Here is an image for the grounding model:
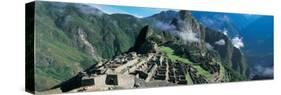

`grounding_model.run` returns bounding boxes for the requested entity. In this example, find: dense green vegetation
[35,4,96,91]
[34,2,144,91]
[32,1,248,92]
